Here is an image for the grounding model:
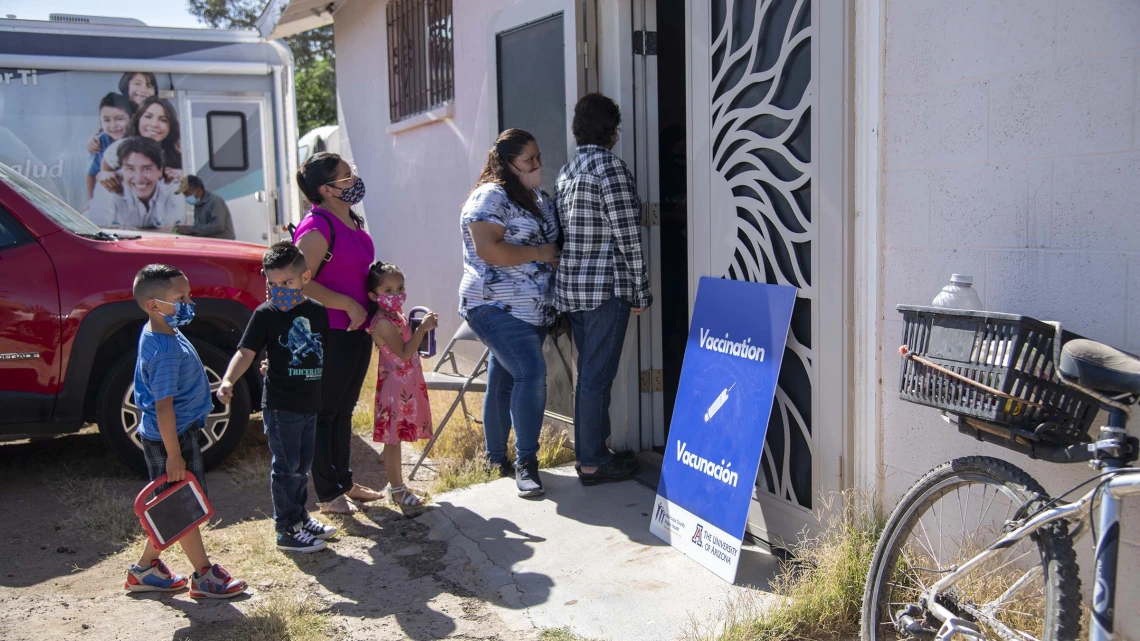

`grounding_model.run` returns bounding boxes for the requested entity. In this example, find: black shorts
[142,425,208,498]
